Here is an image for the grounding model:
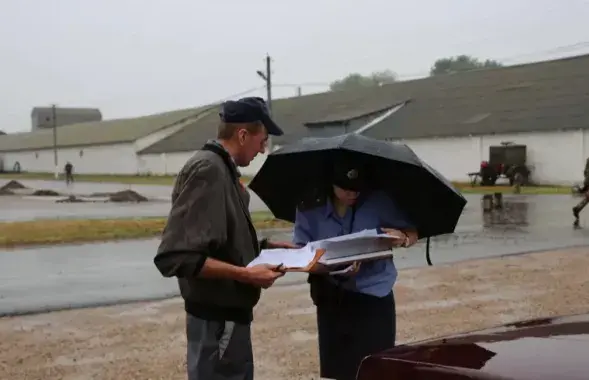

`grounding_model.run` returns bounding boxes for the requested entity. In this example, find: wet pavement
[0,179,269,221]
[1,194,589,316]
